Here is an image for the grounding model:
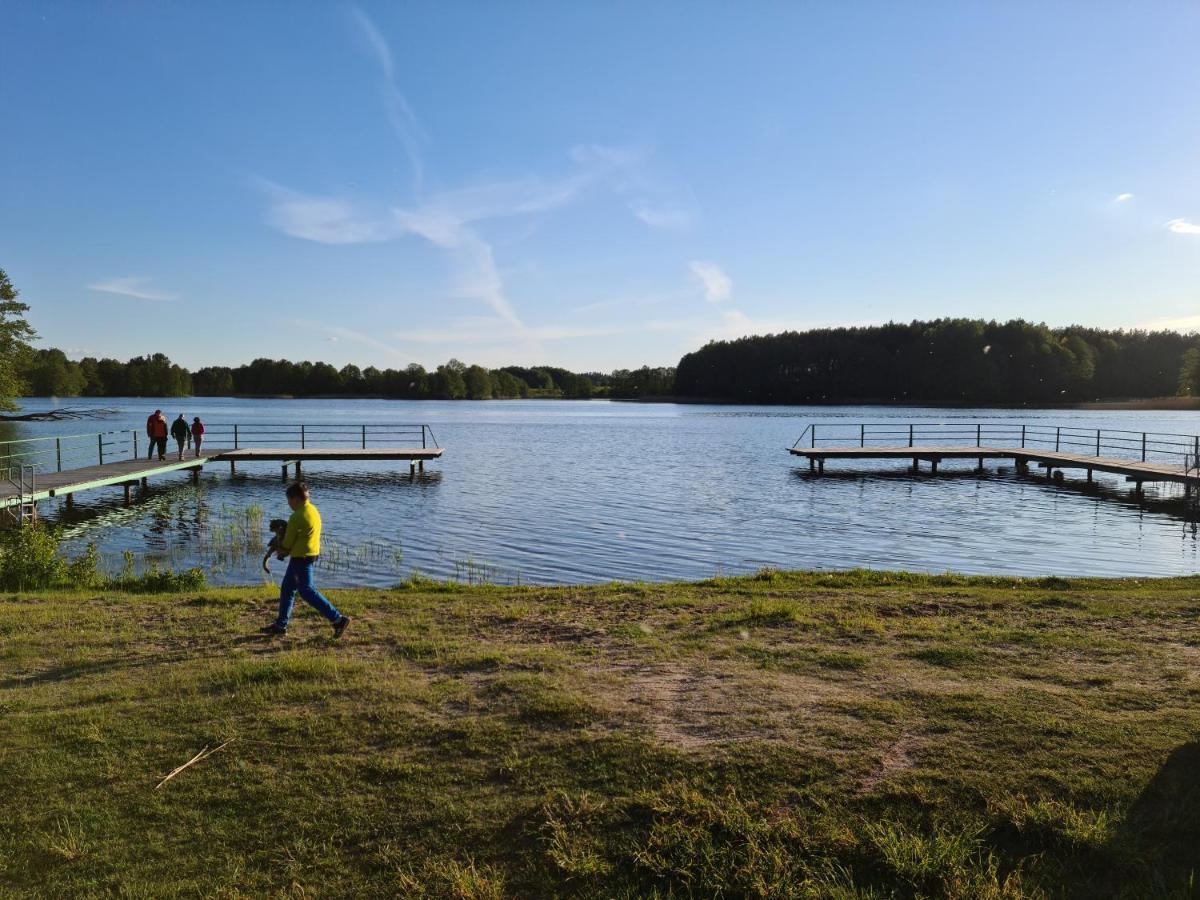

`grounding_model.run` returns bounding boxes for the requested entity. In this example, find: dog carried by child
[262,518,289,573]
